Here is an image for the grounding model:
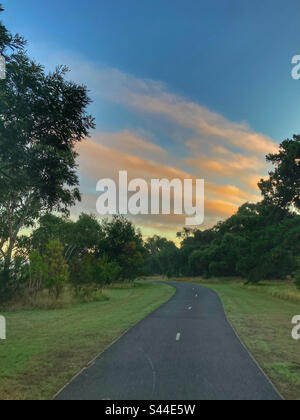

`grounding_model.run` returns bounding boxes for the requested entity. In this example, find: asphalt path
[56,281,282,400]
